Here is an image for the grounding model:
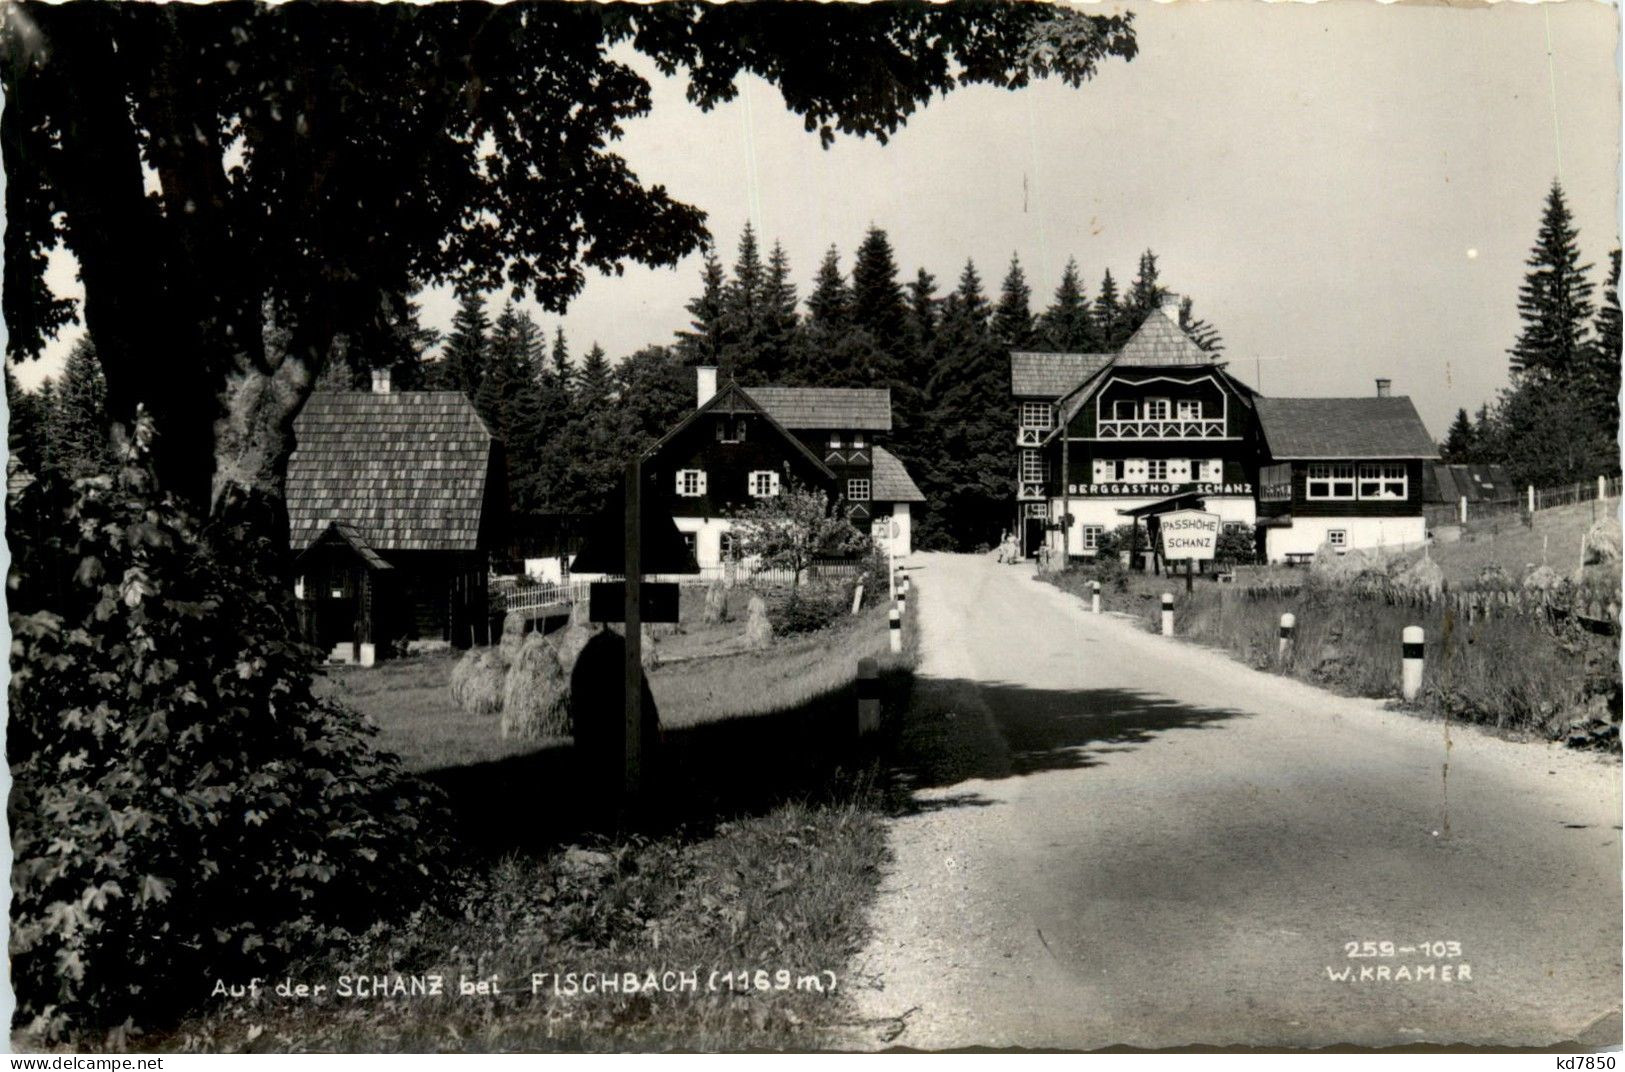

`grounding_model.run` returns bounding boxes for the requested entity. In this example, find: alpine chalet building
[1011,296,1262,560]
[1010,296,1438,564]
